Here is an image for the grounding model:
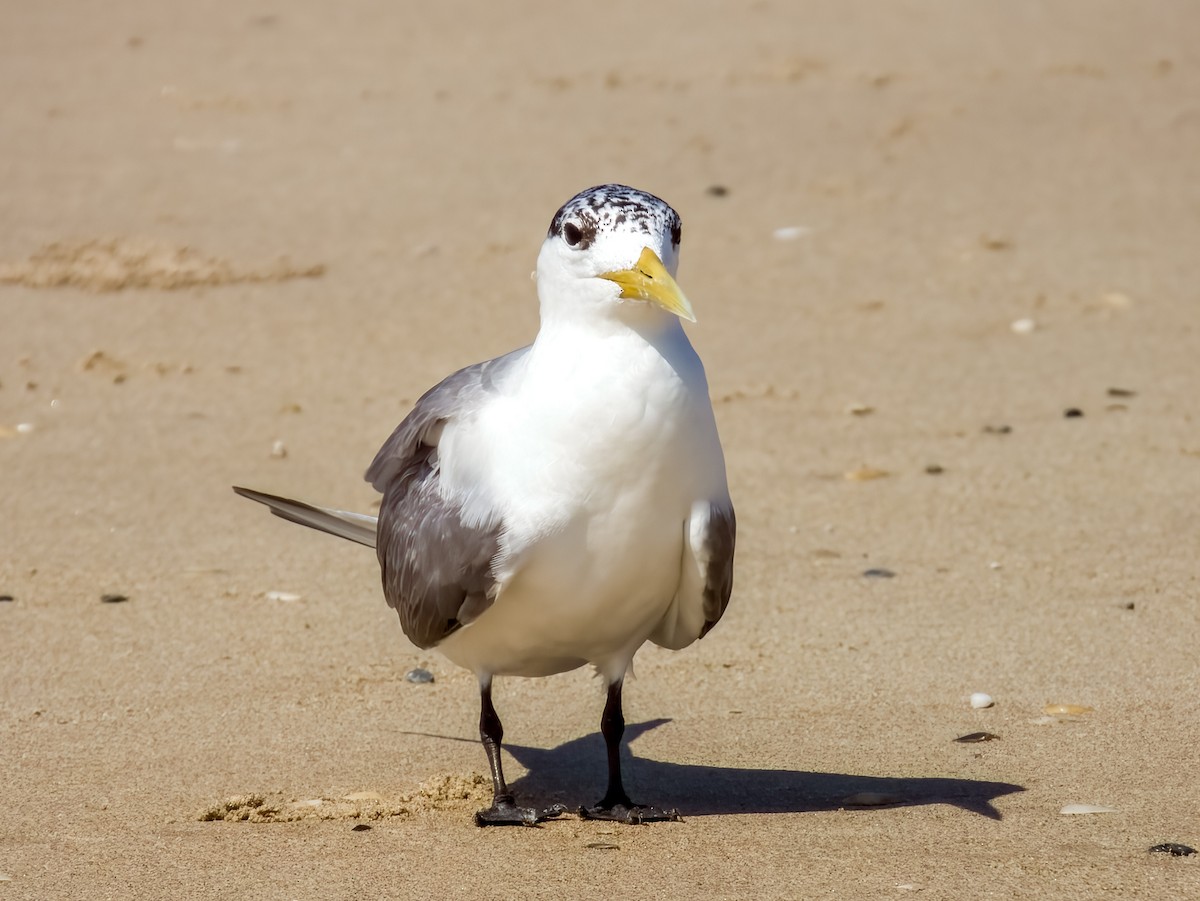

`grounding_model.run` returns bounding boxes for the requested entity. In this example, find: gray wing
[699,502,736,638]
[366,347,528,649]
